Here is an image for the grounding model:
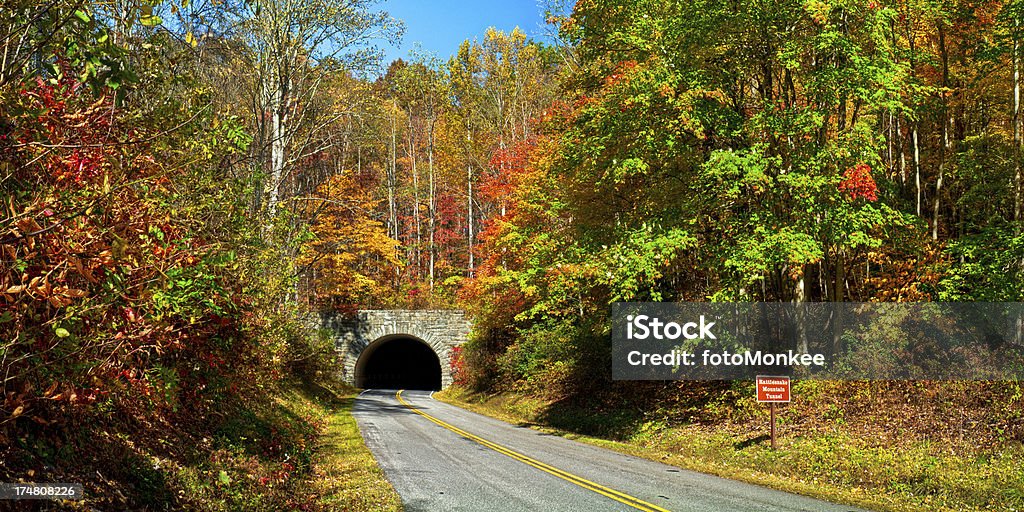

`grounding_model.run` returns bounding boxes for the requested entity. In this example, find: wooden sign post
[755,376,791,450]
